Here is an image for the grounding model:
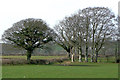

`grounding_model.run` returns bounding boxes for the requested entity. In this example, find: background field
[2,55,116,63]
